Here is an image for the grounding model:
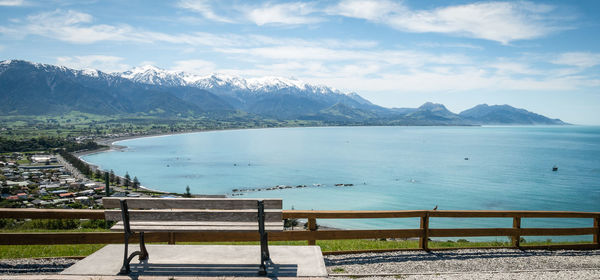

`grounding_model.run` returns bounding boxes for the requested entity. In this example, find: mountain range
[0,60,566,125]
